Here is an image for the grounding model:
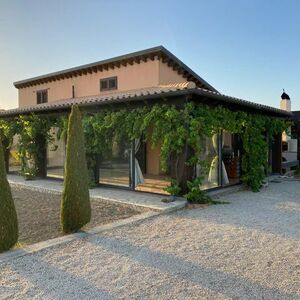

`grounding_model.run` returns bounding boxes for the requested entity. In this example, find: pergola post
[272,133,282,174]
[170,141,195,194]
[35,134,47,178]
